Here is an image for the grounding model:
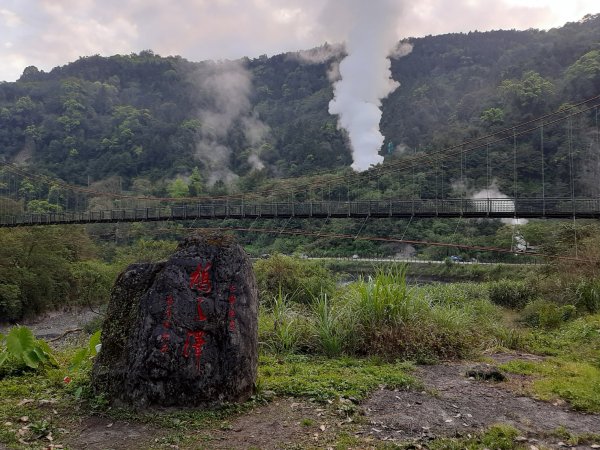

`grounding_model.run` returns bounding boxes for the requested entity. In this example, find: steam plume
[326,0,403,172]
[471,182,528,225]
[188,60,269,185]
